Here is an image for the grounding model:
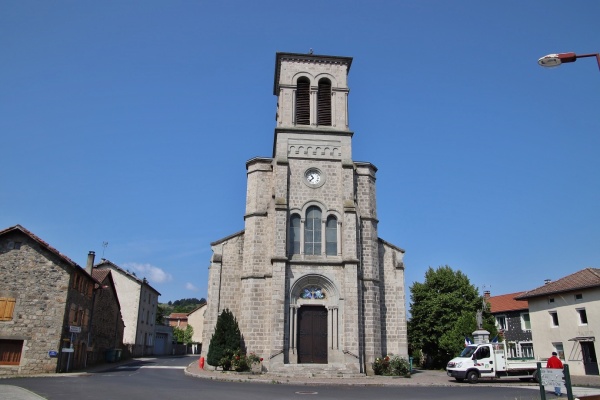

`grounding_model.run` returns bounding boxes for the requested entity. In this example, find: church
[201,52,407,375]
